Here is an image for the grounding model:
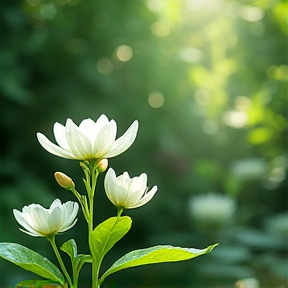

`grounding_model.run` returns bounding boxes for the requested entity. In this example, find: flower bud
[54,172,75,190]
[96,159,109,173]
